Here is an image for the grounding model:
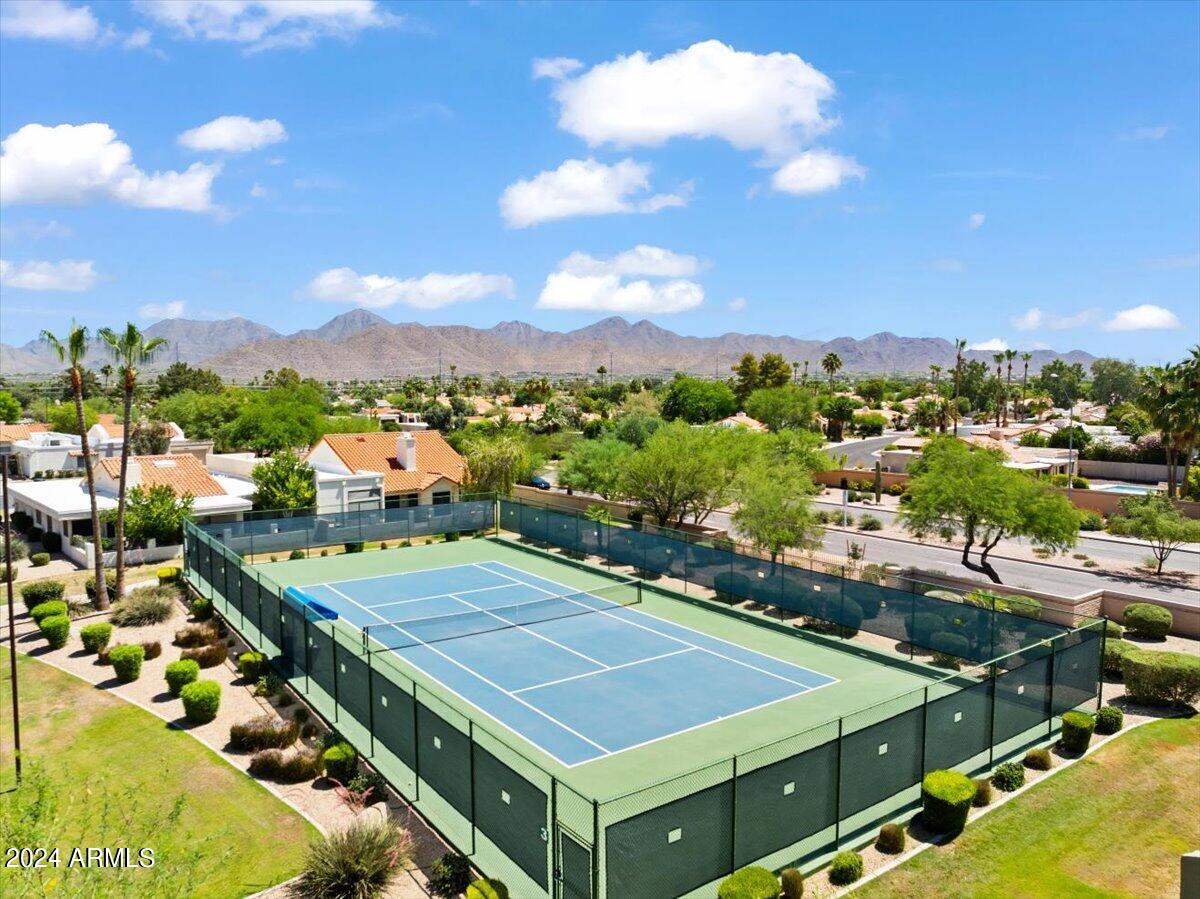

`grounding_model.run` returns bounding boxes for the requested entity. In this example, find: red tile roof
[98,454,225,497]
[310,431,465,494]
[0,423,49,441]
[95,413,124,438]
